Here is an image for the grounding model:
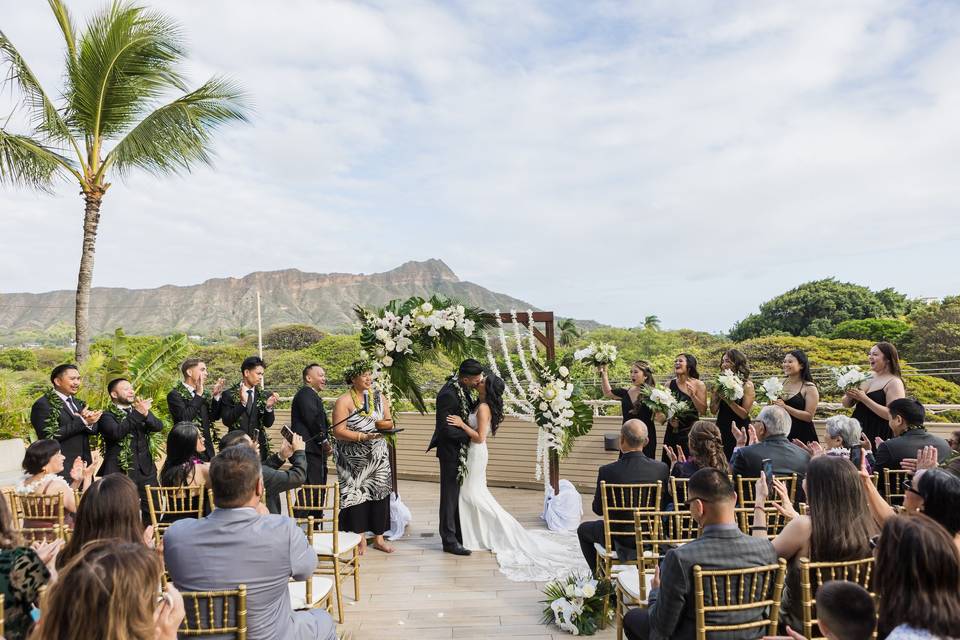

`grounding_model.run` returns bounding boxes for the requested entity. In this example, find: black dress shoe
[443,544,472,556]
